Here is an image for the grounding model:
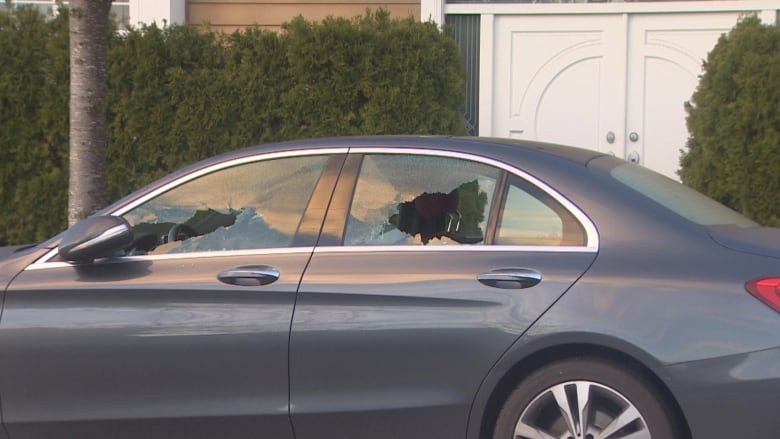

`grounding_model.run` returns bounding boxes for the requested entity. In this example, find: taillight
[745,277,780,313]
